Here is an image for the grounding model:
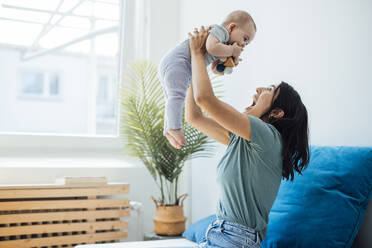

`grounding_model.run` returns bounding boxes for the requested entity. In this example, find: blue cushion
[182,214,216,243]
[261,146,372,248]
